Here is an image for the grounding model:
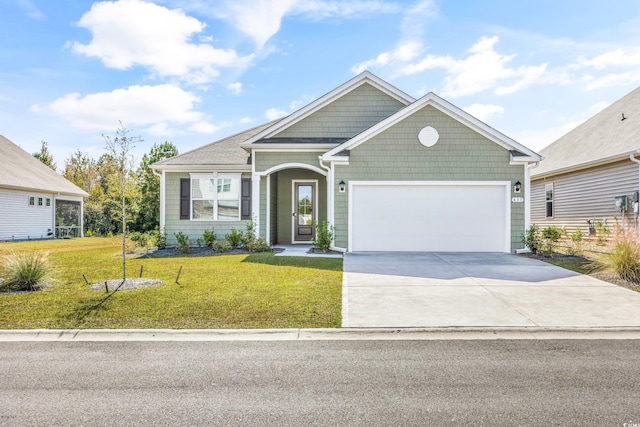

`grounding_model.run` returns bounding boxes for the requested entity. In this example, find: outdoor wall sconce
[339,180,346,193]
[514,180,521,193]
